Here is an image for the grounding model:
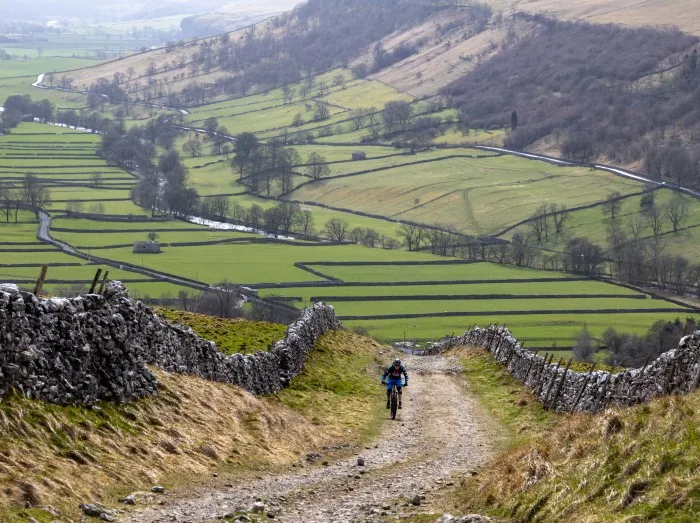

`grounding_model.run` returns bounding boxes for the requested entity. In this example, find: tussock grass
[0,330,386,521]
[0,370,331,520]
[157,309,287,354]
[449,345,700,522]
